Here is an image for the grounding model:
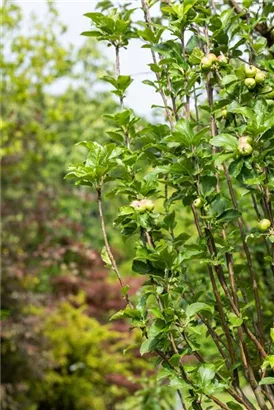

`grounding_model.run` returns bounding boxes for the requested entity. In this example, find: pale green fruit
[255,70,266,84]
[130,199,154,213]
[244,78,256,89]
[221,109,227,118]
[193,198,204,209]
[258,219,271,232]
[217,55,228,66]
[239,136,252,145]
[201,56,213,70]
[207,53,217,63]
[245,65,257,78]
[238,142,253,156]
